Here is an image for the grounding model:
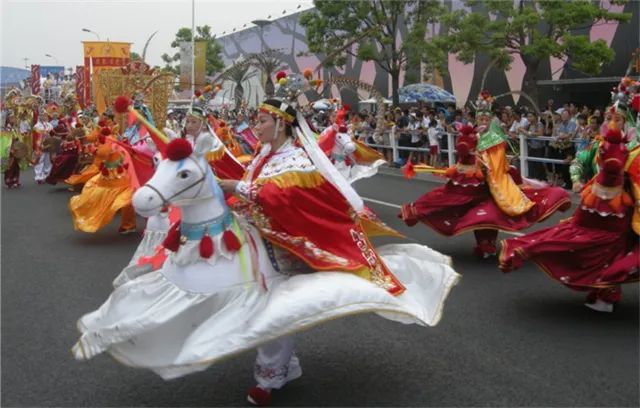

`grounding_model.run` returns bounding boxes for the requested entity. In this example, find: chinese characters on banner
[31,65,41,95]
[82,41,131,114]
[75,65,86,108]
